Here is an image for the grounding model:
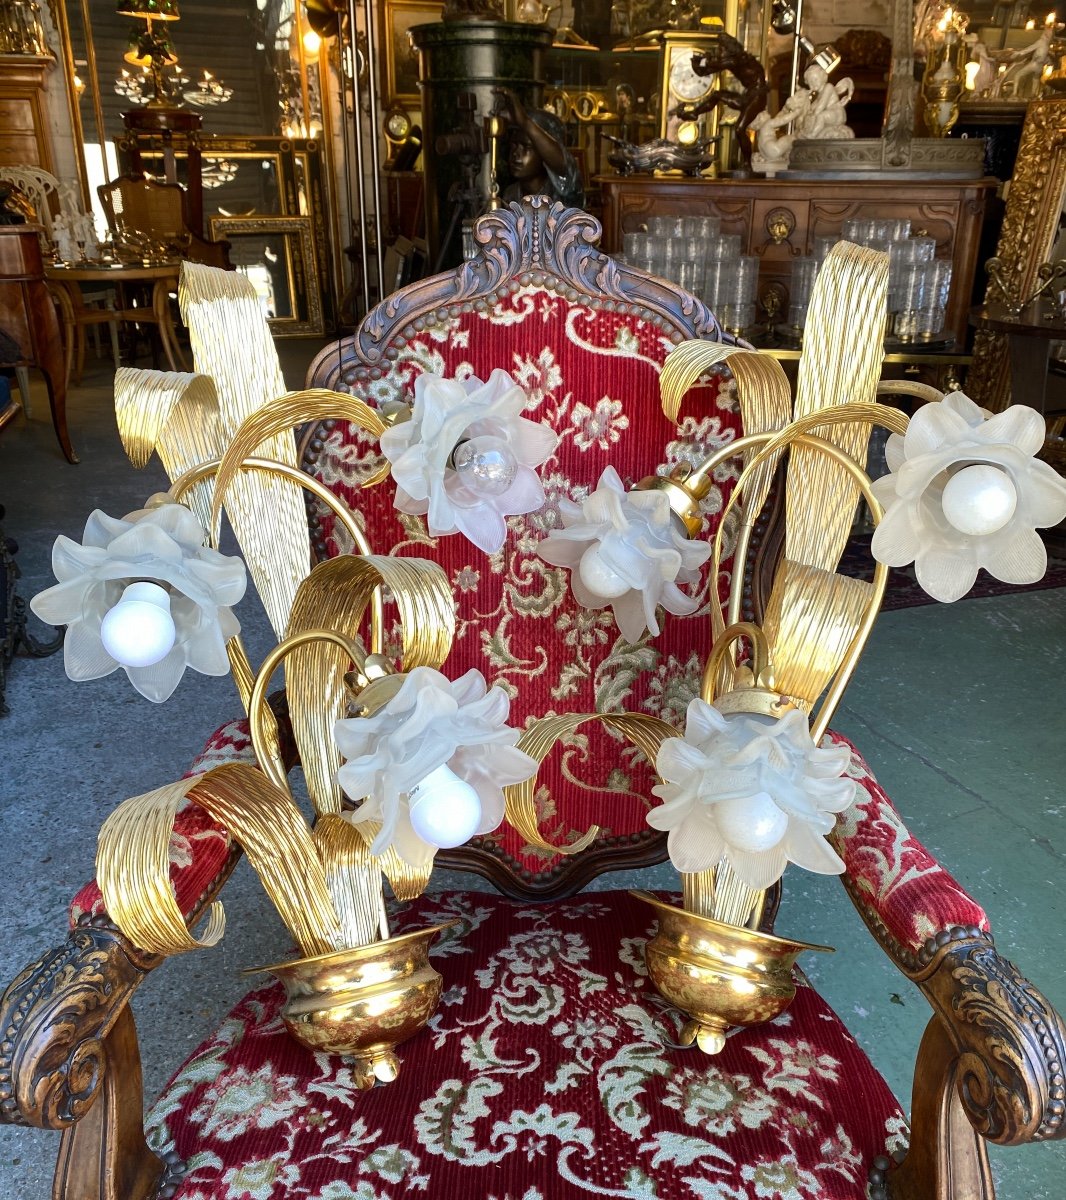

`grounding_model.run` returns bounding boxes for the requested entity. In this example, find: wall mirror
[58,0,341,334]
